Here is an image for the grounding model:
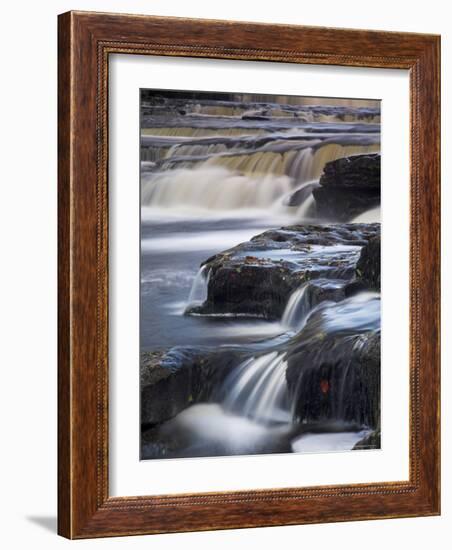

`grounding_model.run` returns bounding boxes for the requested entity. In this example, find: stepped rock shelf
[141,221,381,459]
[187,223,380,319]
[139,91,382,460]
